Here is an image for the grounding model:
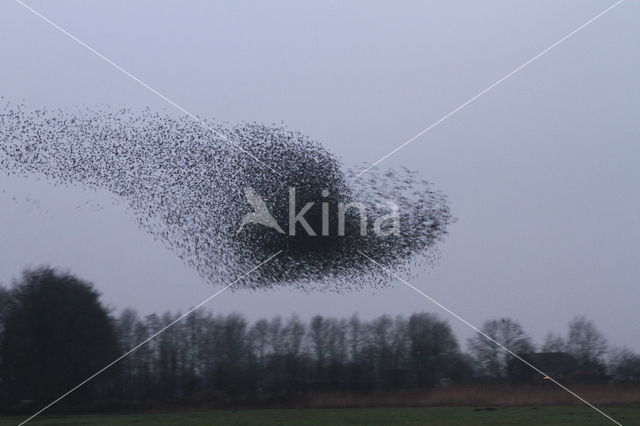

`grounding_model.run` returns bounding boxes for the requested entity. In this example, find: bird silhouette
[237,187,285,234]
